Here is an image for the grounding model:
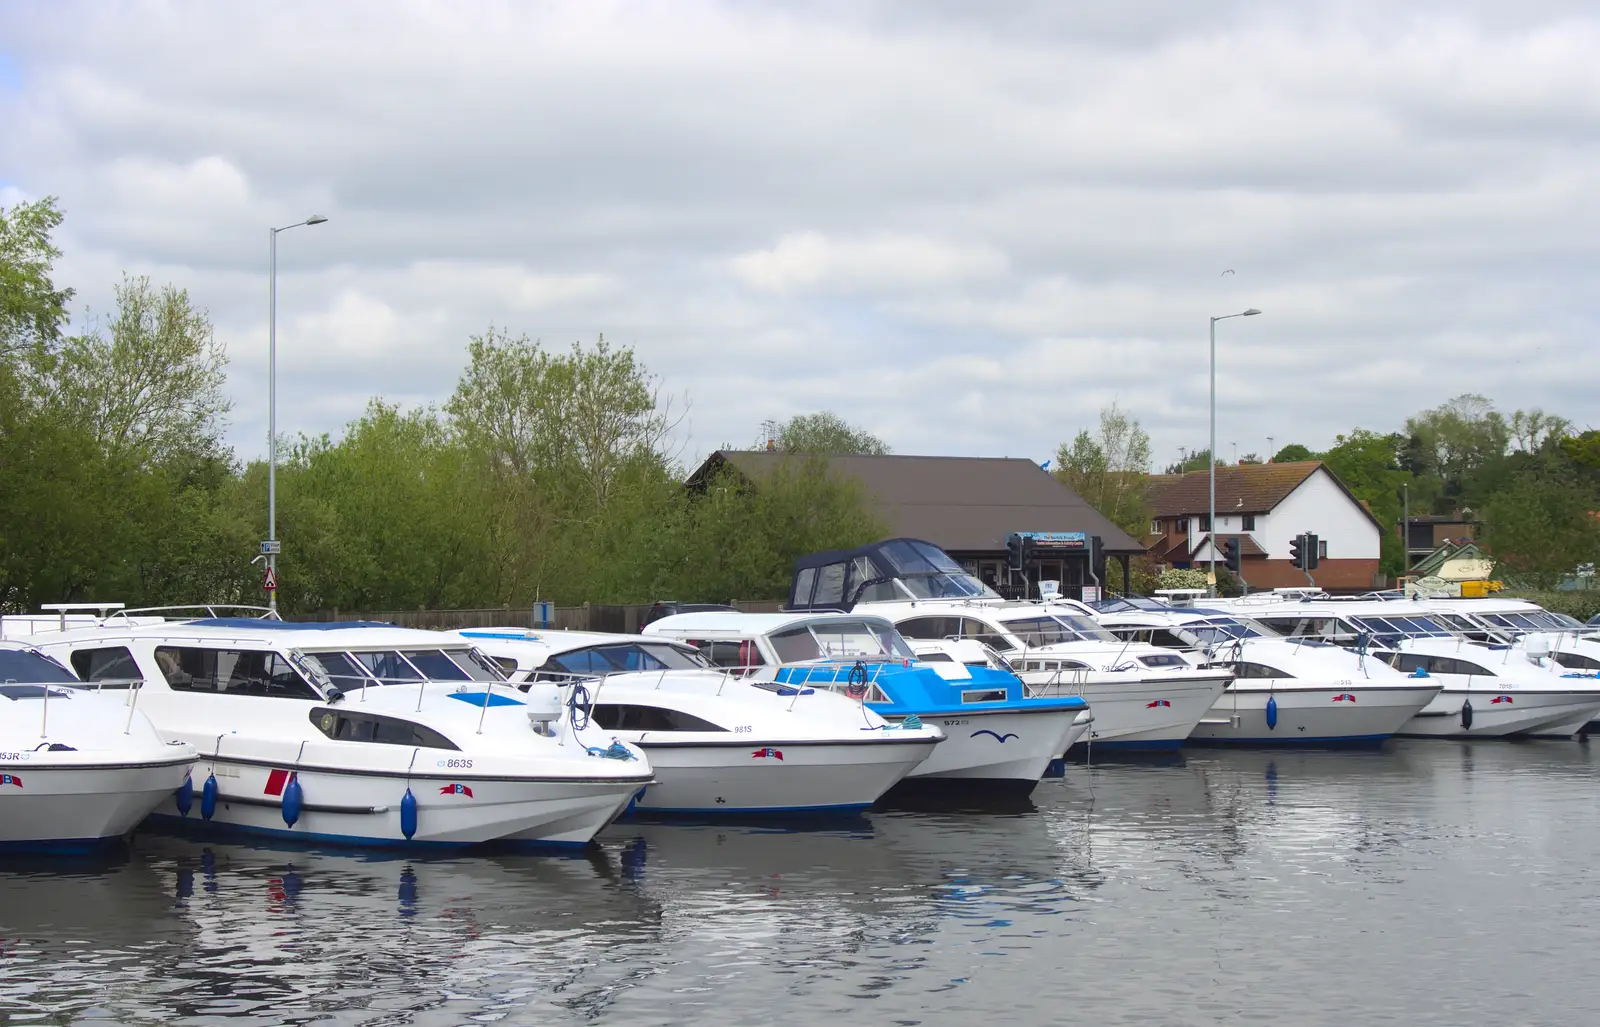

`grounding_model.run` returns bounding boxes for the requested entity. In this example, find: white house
[1145,461,1384,590]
